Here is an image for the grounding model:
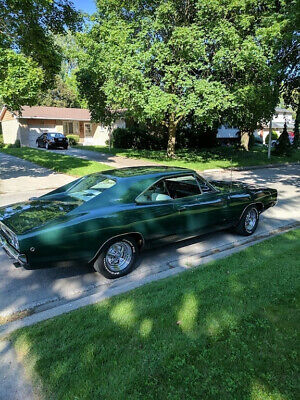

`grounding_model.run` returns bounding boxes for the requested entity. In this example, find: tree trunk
[240,131,250,151]
[167,118,177,158]
[293,101,299,148]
